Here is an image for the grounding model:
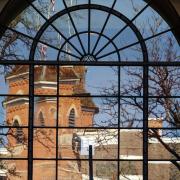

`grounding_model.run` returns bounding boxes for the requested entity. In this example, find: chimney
[148,118,163,137]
